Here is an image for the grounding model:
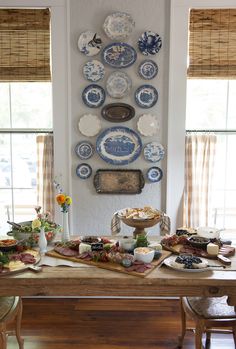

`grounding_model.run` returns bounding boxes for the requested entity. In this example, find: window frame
[0,0,69,224]
[167,0,236,231]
